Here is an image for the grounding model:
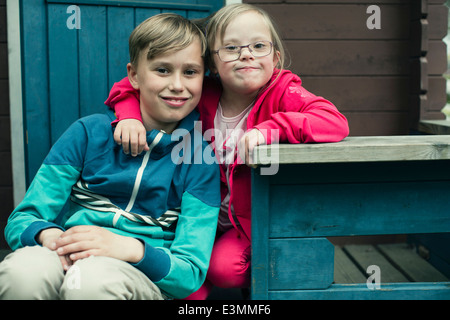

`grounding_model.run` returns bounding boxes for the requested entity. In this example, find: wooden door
[20,0,222,185]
